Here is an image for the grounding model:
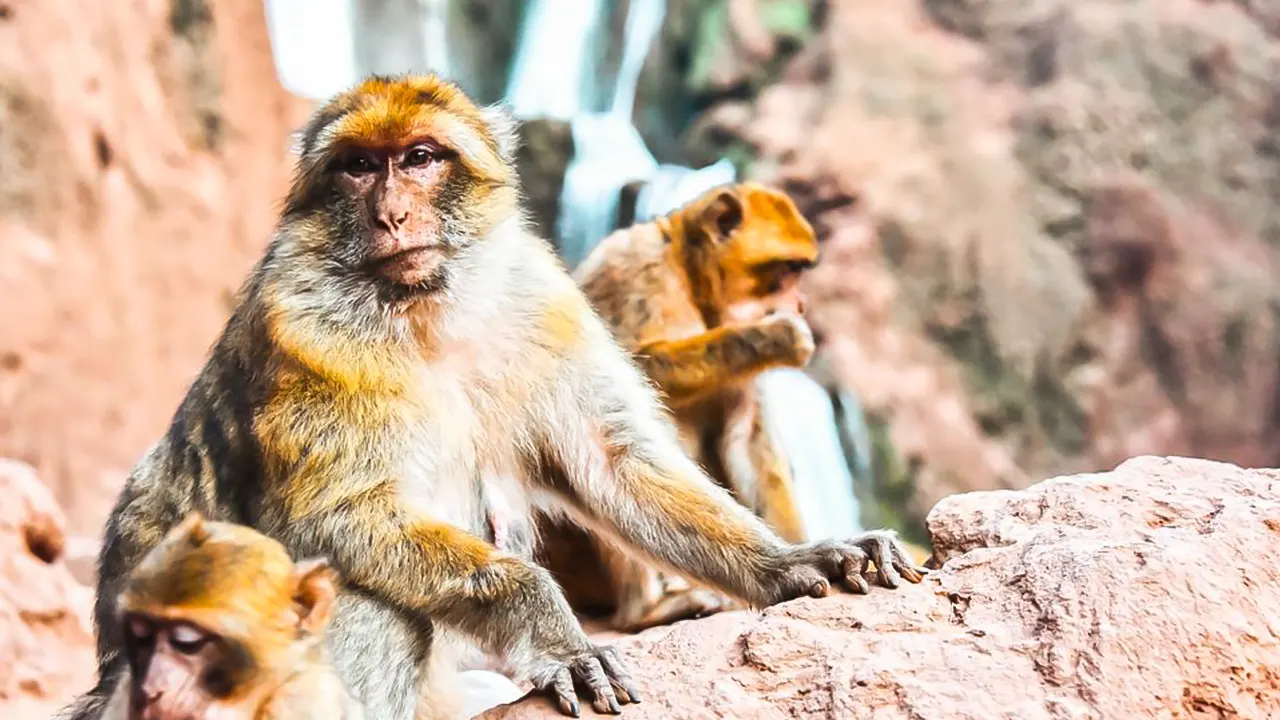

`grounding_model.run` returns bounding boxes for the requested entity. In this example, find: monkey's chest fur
[392,356,540,558]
